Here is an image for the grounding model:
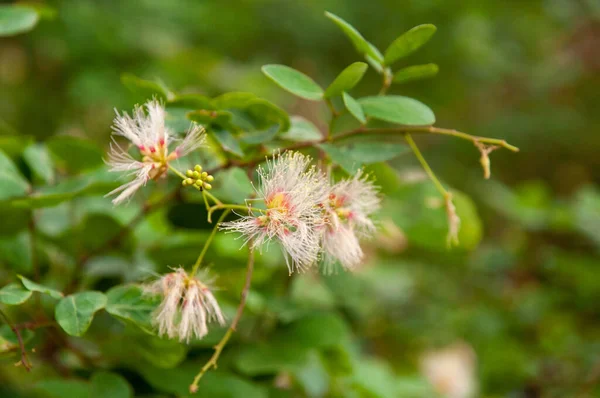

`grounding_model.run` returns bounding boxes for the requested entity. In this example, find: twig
[189,249,255,393]
[0,309,31,371]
